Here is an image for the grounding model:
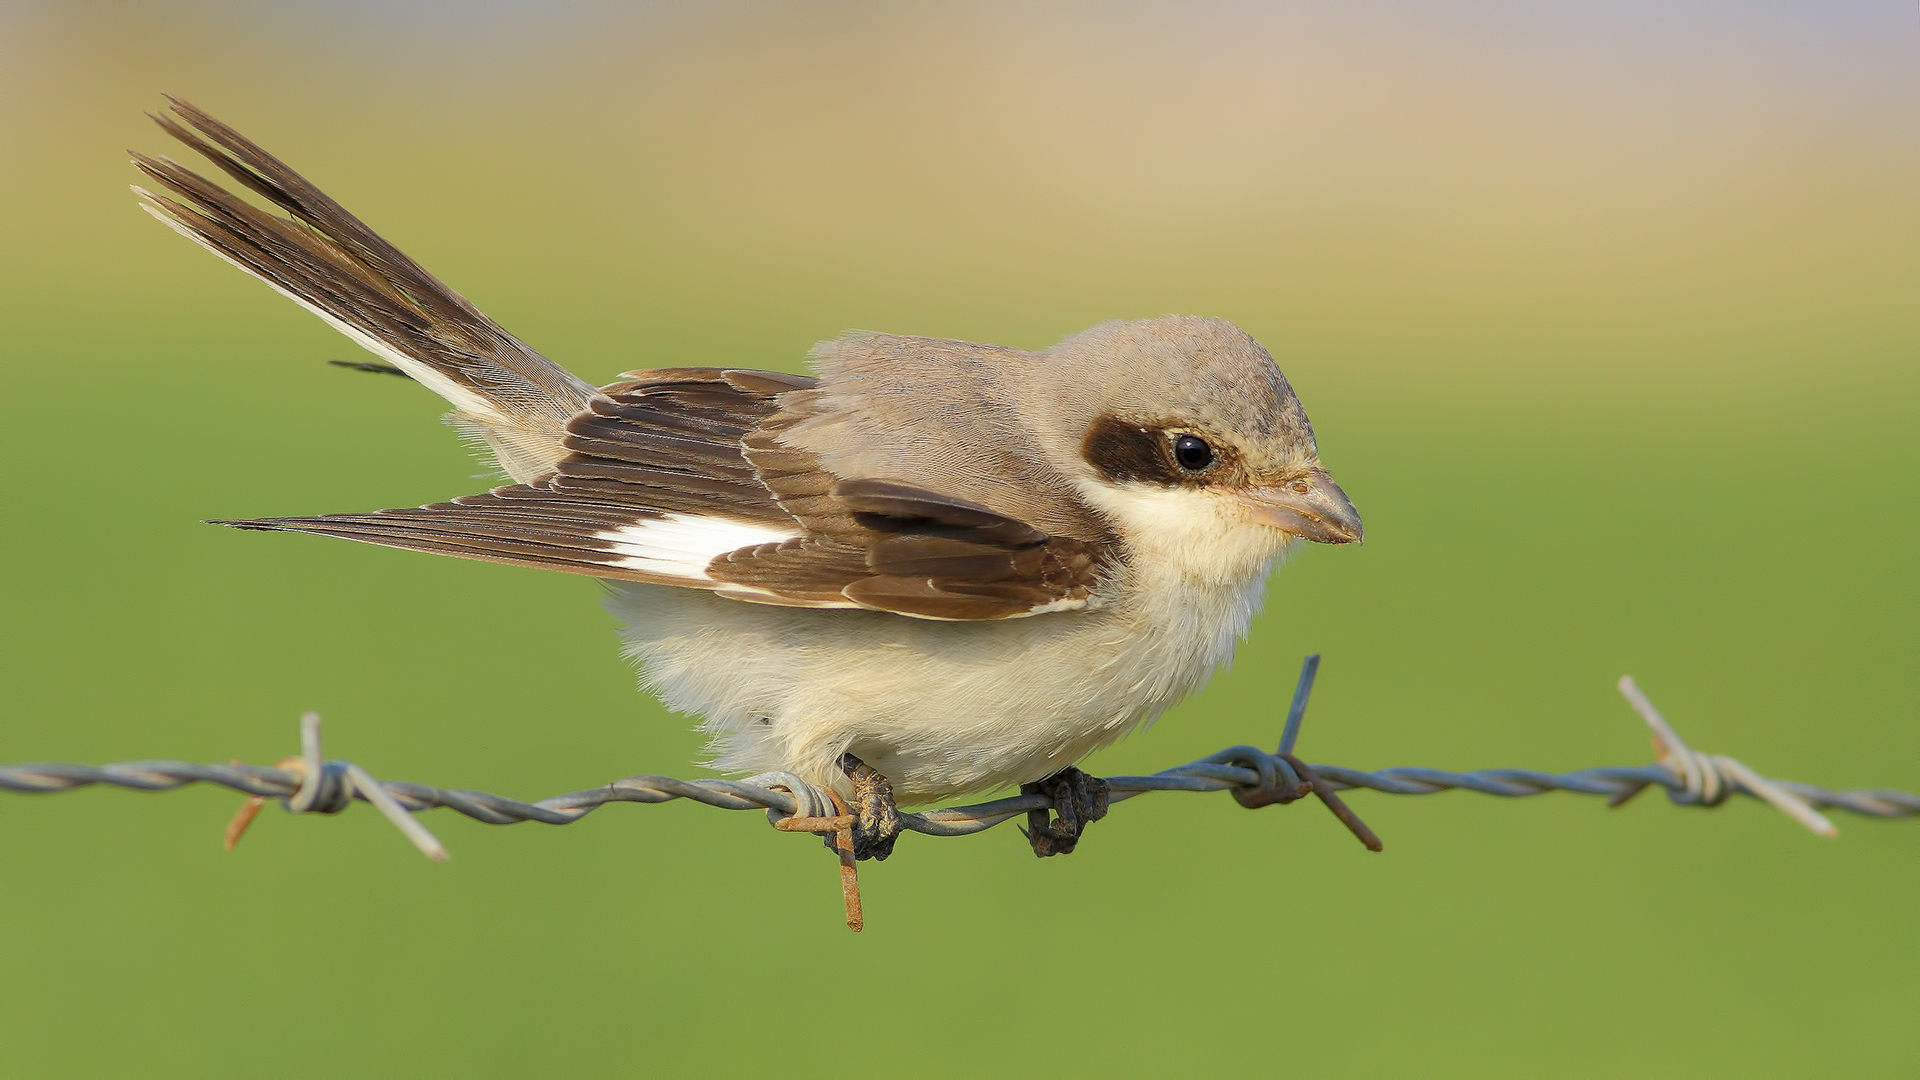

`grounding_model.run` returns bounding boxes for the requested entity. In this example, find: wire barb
[220,713,450,860]
[1221,655,1382,850]
[767,782,863,930]
[1614,676,1837,837]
